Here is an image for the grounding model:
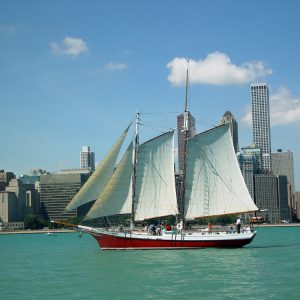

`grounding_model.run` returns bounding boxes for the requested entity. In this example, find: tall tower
[251,83,272,172]
[80,146,95,171]
[177,113,196,173]
[220,111,239,153]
